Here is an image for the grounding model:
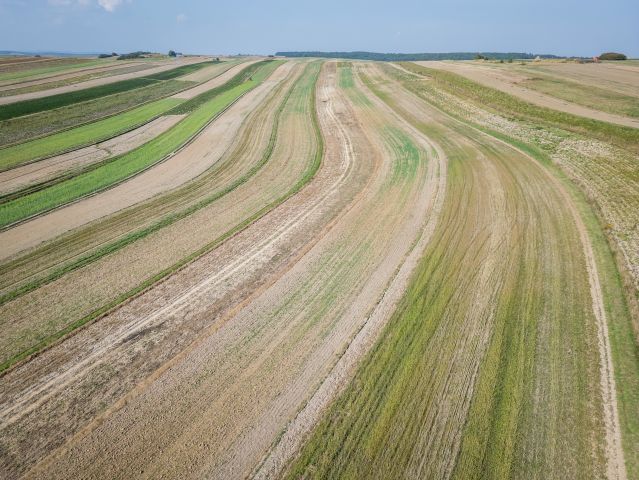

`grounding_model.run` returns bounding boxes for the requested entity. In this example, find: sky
[1,0,638,57]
